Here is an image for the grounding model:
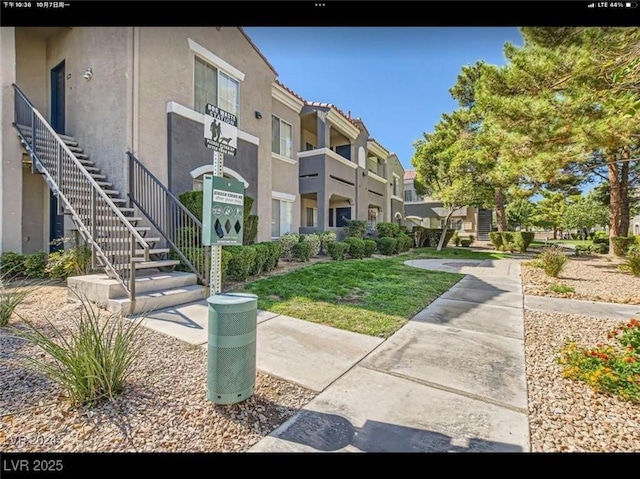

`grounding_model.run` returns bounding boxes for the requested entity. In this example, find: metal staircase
[11,84,207,313]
